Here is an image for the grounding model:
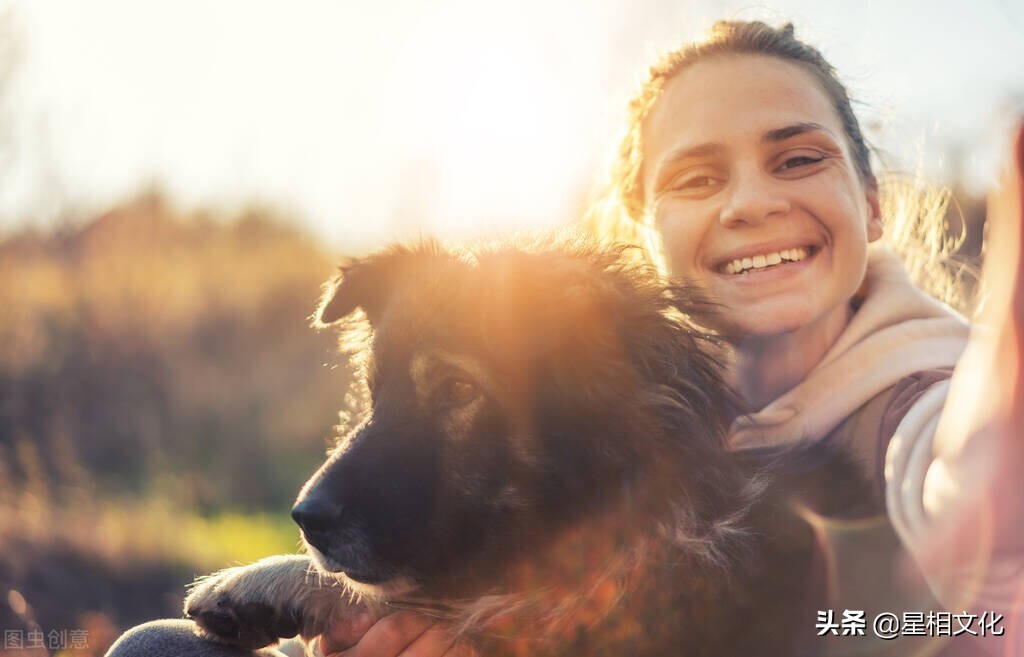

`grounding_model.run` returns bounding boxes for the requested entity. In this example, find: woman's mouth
[717,246,816,275]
